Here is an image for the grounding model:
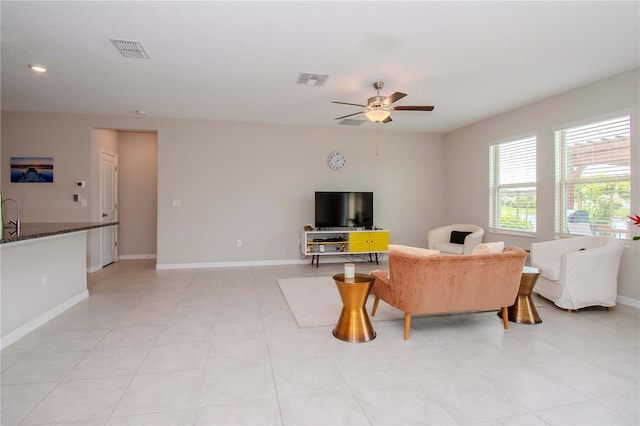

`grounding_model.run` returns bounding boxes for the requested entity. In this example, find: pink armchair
[370,244,528,339]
